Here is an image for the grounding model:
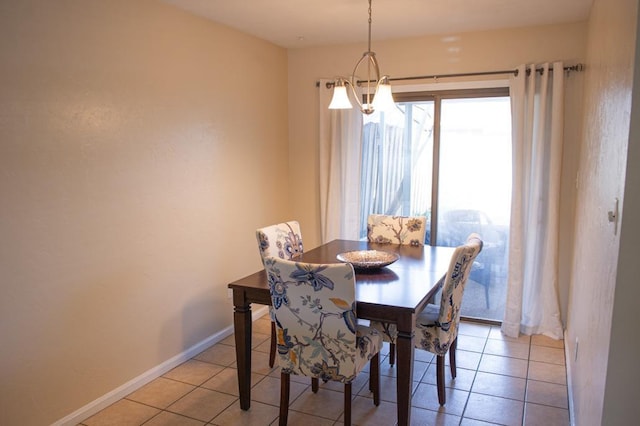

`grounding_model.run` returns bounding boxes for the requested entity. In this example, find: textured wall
[0,1,288,424]
[566,0,638,424]
[603,5,640,422]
